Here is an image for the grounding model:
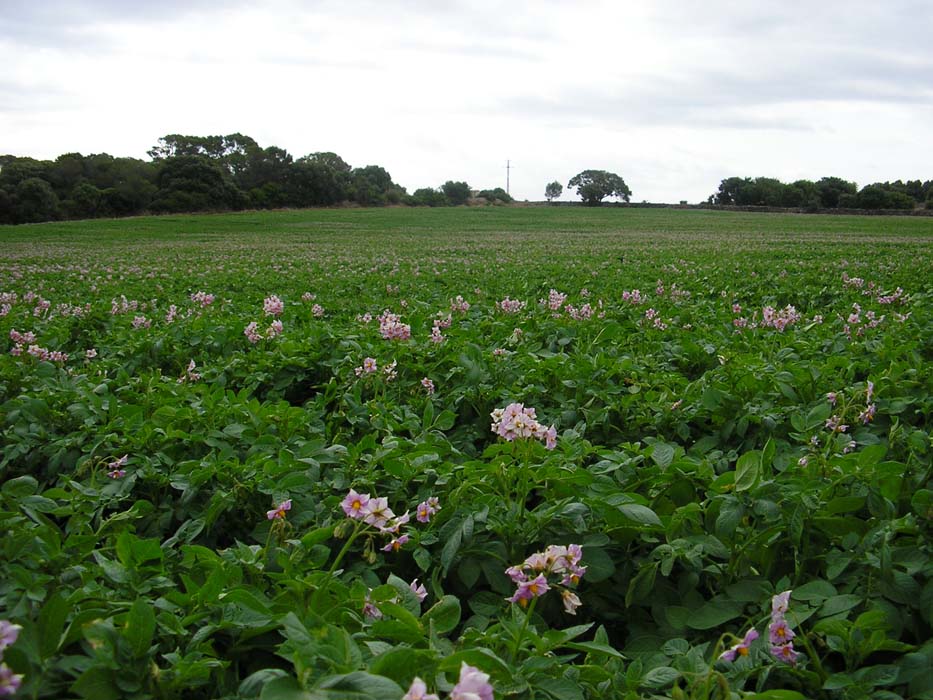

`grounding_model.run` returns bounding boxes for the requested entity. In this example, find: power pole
[506,160,512,195]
